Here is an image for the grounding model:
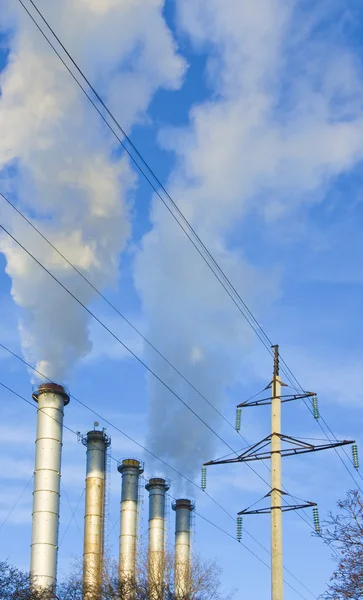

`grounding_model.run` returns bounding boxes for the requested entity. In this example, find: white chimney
[82,427,110,600]
[30,383,70,592]
[118,458,144,599]
[145,477,170,600]
[172,499,194,599]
